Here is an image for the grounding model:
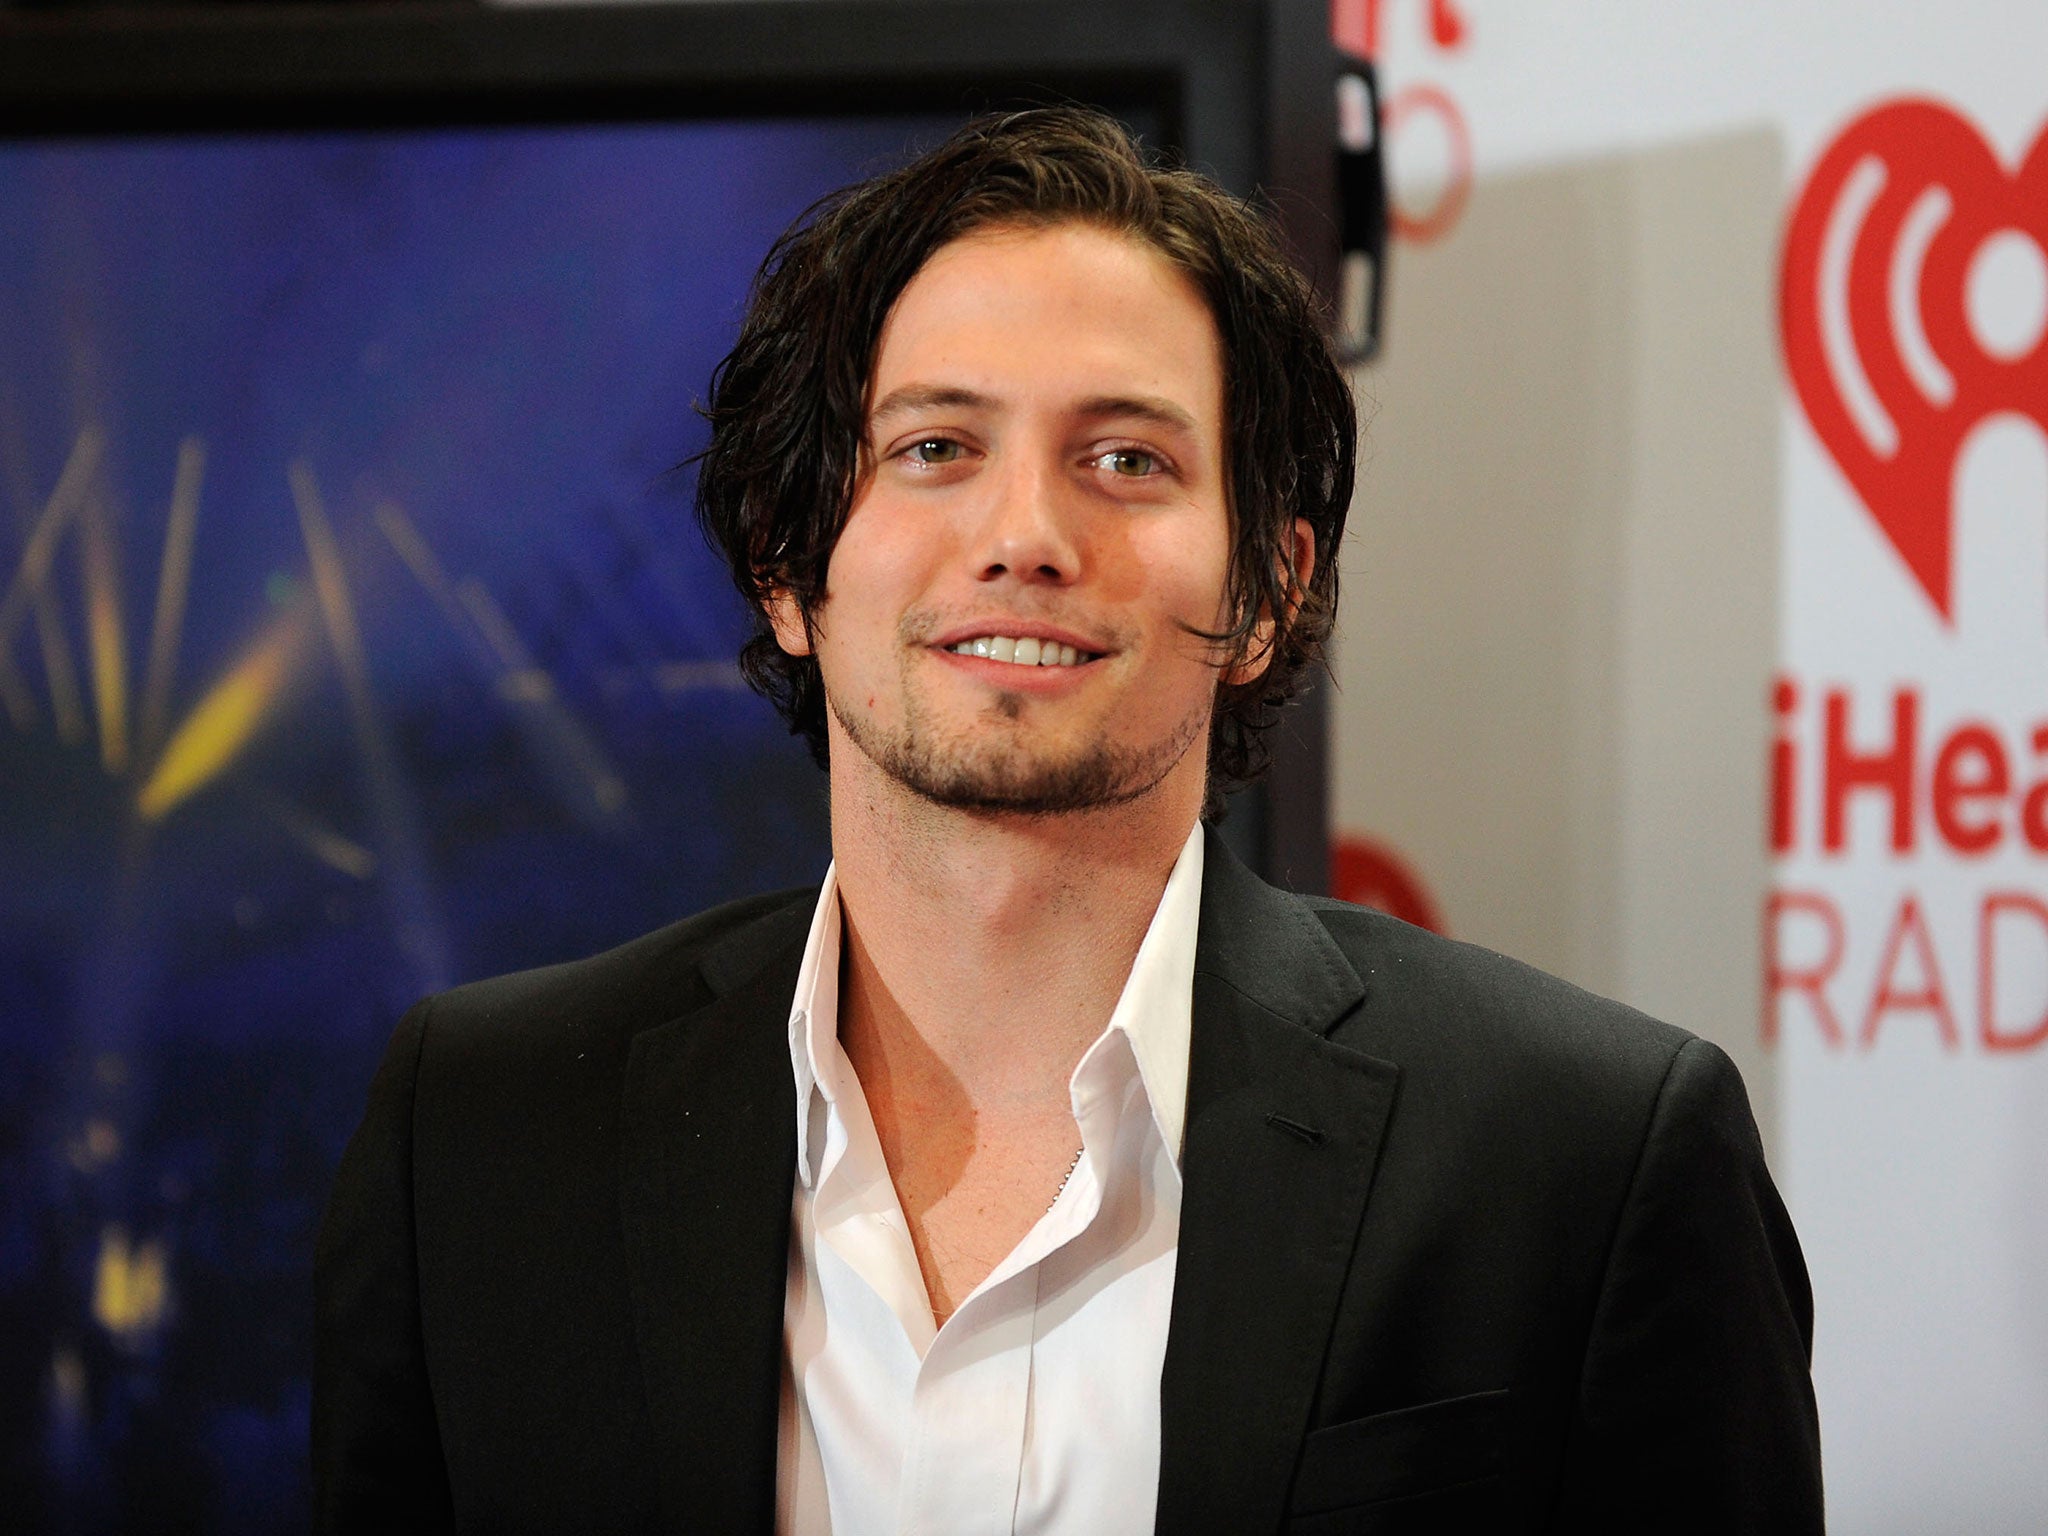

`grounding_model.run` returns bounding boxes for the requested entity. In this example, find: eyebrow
[867,384,1201,437]
[1073,394,1200,436]
[867,384,995,428]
